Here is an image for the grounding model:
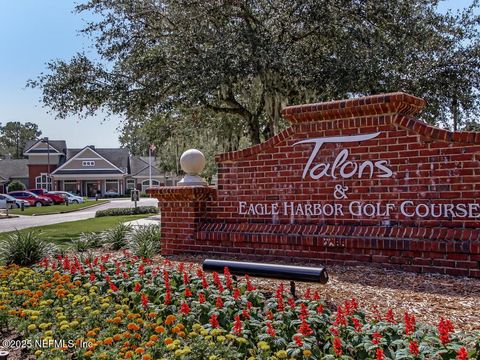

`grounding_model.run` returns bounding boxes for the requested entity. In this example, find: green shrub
[95,206,158,218]
[7,180,25,191]
[127,225,160,258]
[102,223,131,250]
[0,231,56,266]
[71,232,103,252]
